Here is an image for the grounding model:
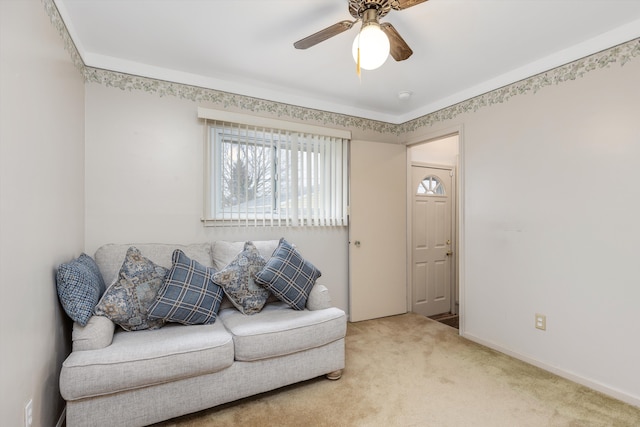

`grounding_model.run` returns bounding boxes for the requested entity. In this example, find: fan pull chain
[356,27,362,79]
